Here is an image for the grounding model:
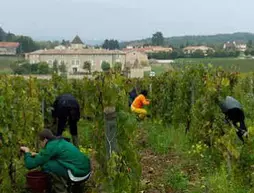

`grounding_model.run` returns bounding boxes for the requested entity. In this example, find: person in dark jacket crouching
[20,129,91,193]
[52,94,80,147]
